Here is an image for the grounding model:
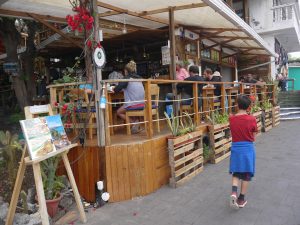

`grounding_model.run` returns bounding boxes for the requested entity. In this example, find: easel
[5,104,87,225]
